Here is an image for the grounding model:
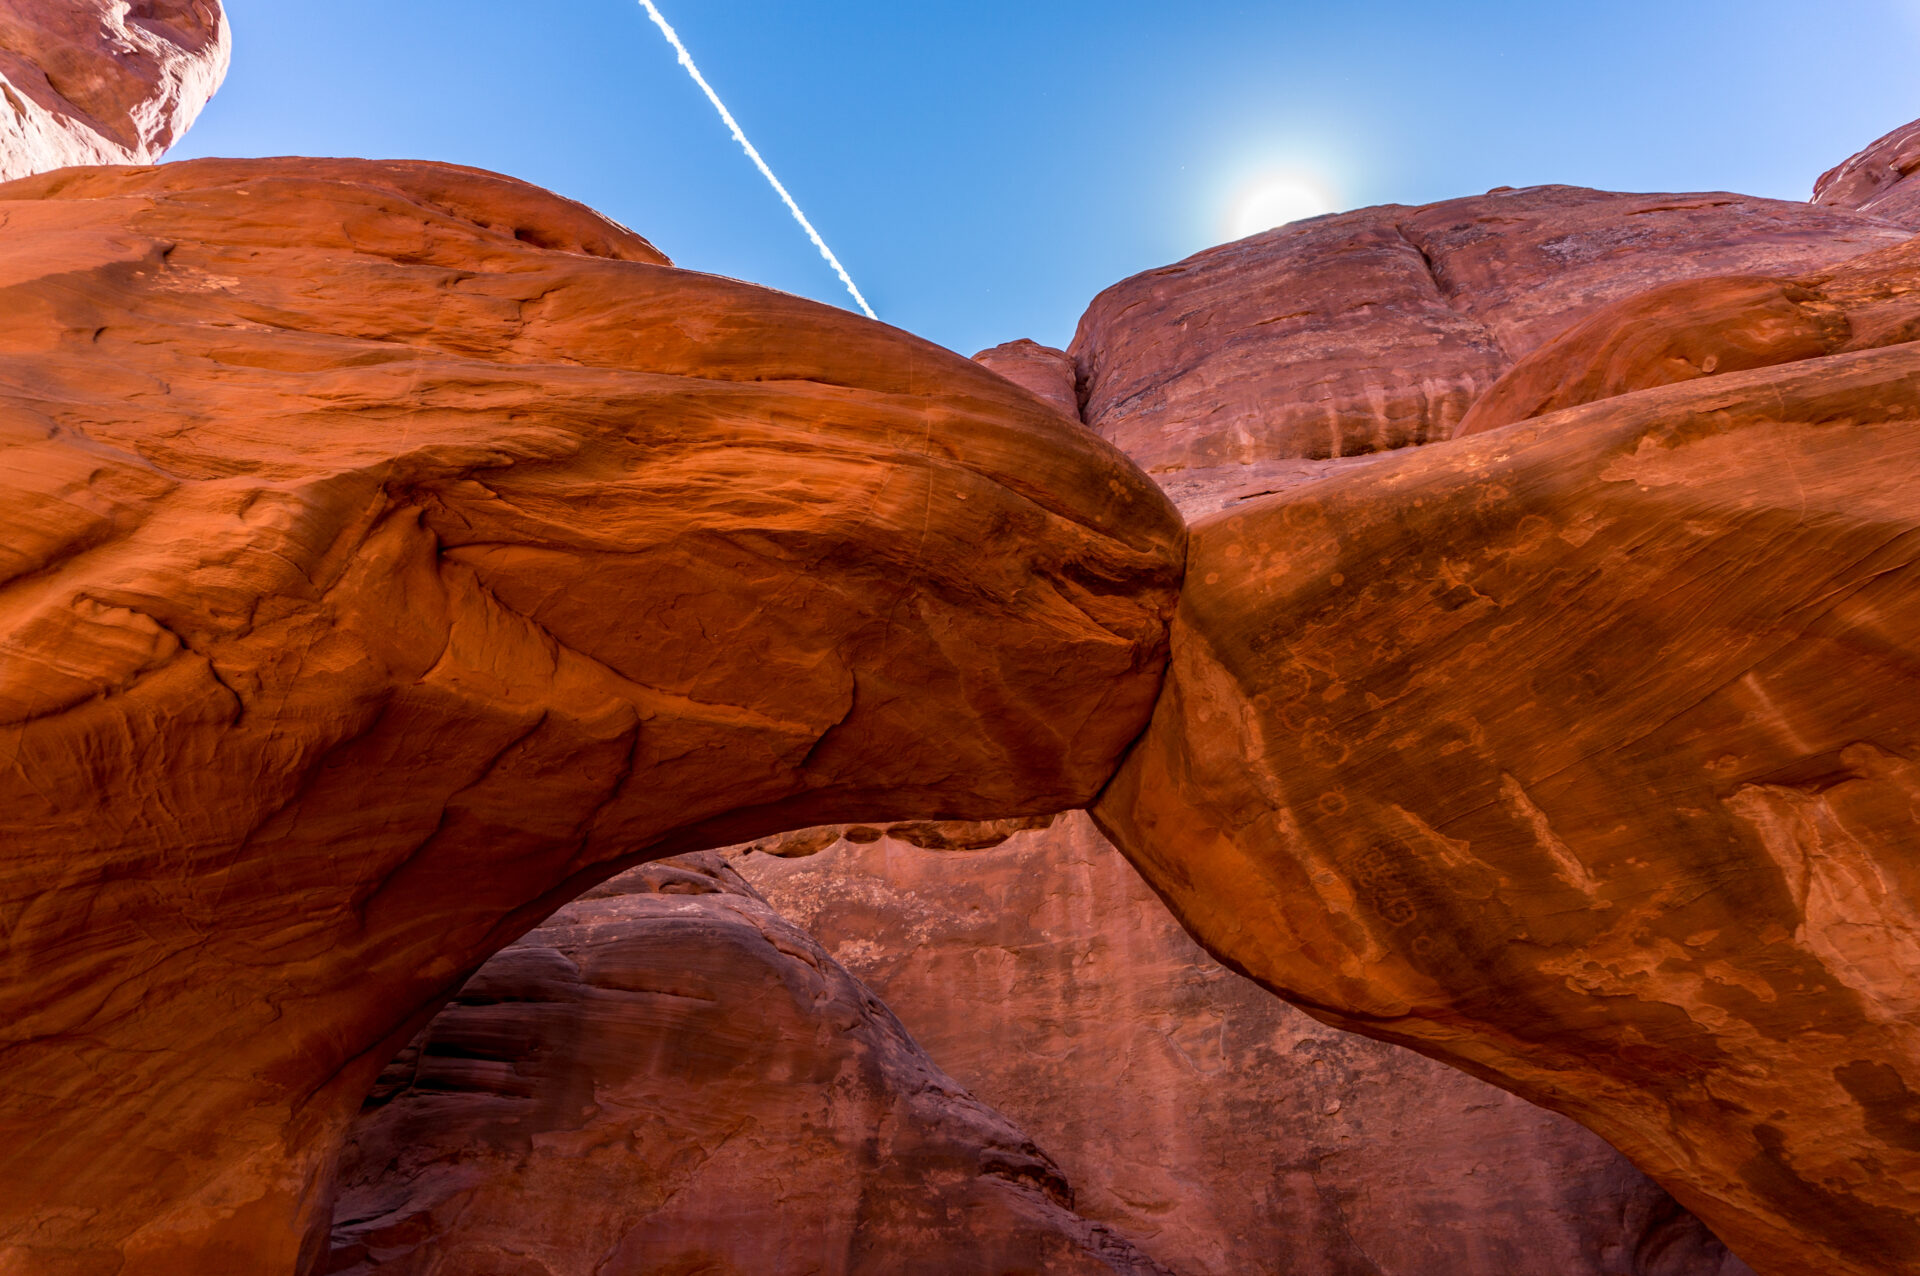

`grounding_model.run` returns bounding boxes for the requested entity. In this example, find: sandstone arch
[0,158,1182,1273]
